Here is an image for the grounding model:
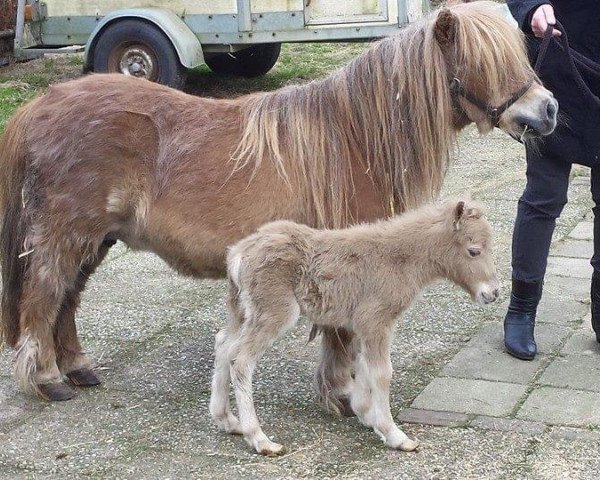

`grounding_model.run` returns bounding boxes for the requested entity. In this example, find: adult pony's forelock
[233,15,458,229]
[446,1,533,98]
